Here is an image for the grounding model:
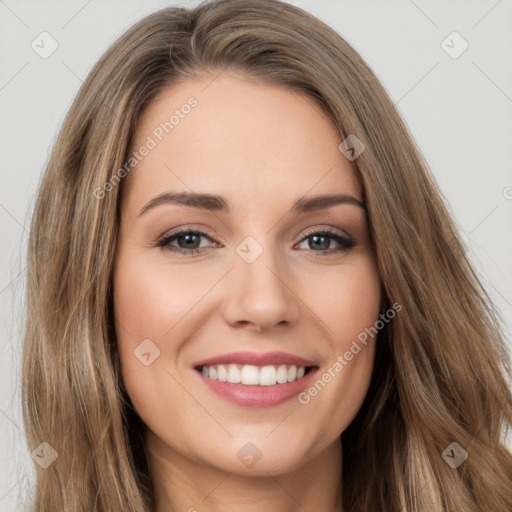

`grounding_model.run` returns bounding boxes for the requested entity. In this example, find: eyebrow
[137,191,366,217]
